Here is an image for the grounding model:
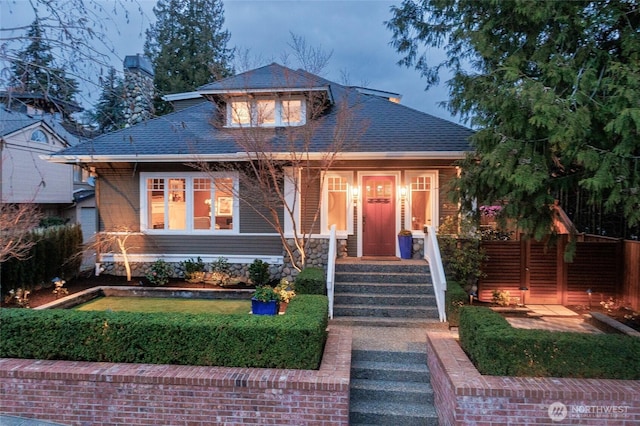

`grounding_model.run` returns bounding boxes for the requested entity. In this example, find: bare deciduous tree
[0,203,42,263]
[194,67,367,272]
[1,0,147,111]
[89,228,140,282]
